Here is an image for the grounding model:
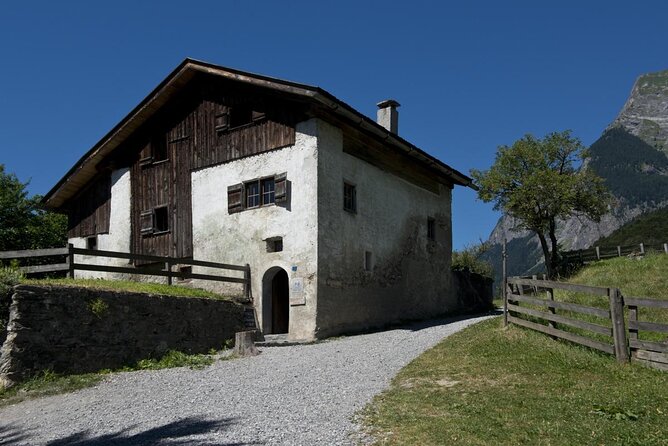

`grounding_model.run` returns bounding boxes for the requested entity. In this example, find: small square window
[86,236,97,250]
[246,181,260,208]
[266,237,283,253]
[154,206,169,233]
[427,217,436,241]
[177,266,192,282]
[344,182,357,213]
